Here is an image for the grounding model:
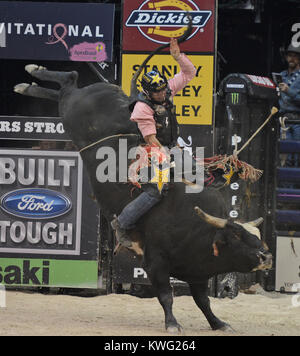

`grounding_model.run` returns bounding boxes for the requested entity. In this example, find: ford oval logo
[0,189,72,219]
